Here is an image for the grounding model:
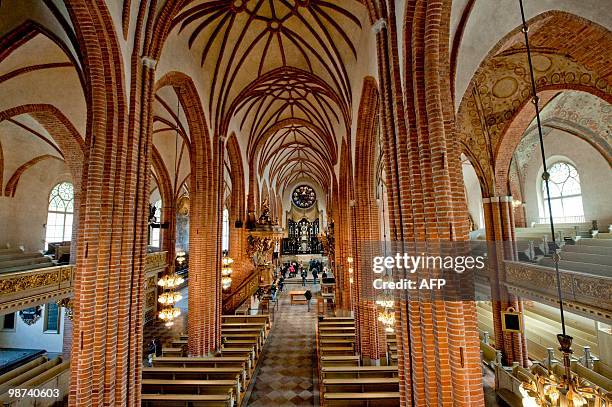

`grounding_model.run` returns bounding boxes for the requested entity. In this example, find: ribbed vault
[171,0,367,201]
